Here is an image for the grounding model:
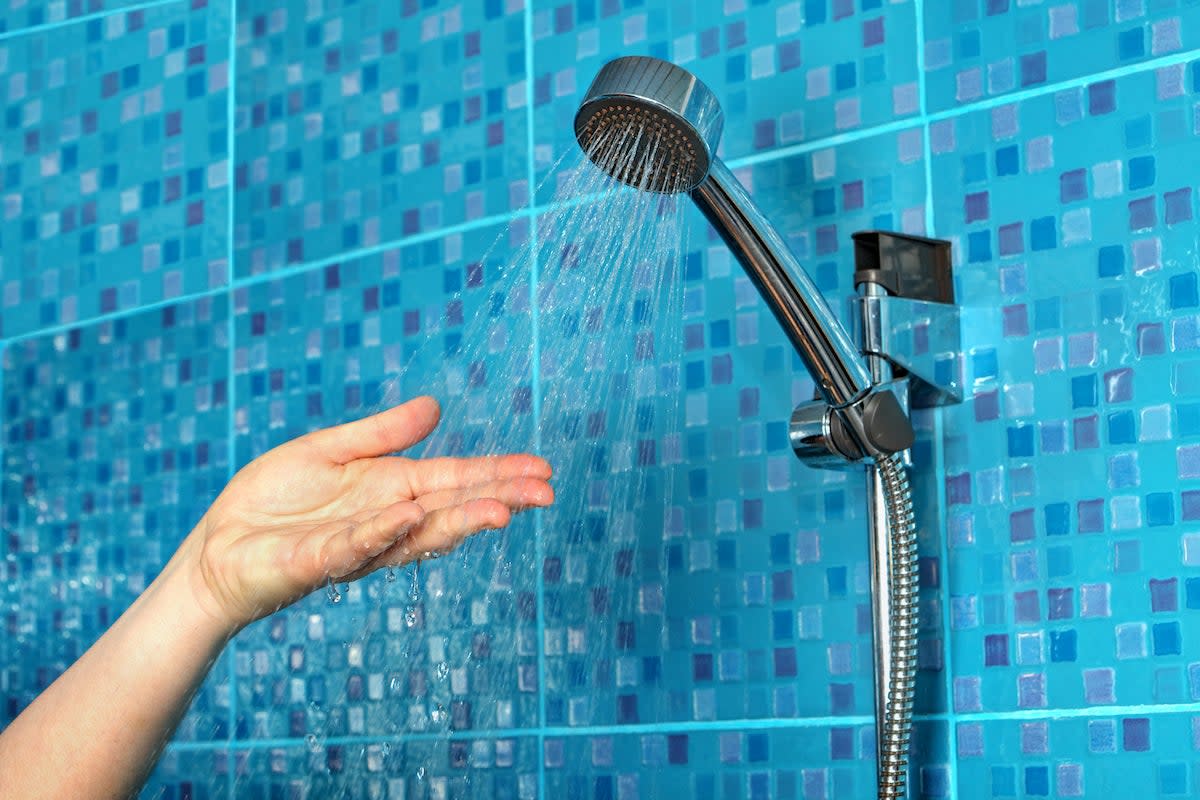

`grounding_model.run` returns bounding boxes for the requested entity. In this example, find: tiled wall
[2,0,1199,797]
